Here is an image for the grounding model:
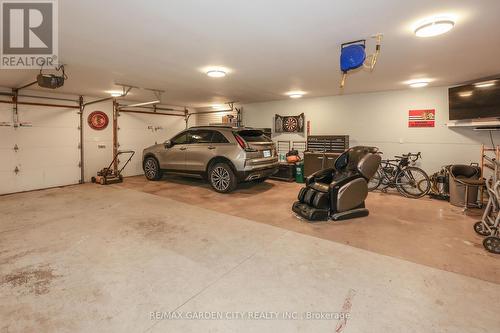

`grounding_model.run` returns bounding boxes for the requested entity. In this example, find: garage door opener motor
[91,150,135,185]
